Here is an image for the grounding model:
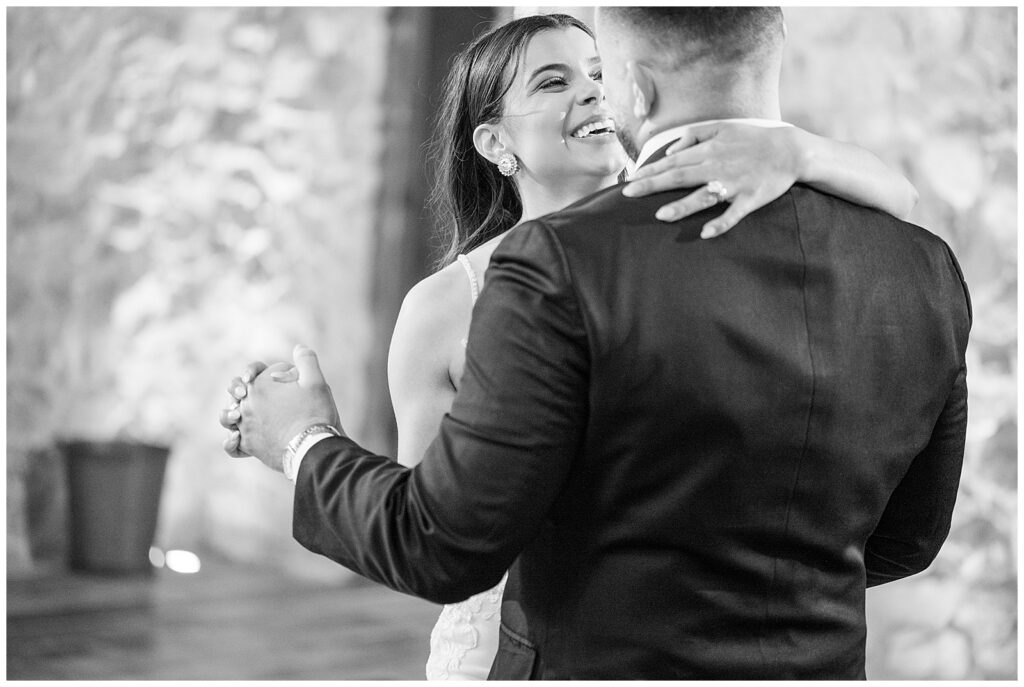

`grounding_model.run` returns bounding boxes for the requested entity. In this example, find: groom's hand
[238,345,342,472]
